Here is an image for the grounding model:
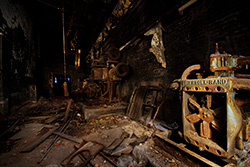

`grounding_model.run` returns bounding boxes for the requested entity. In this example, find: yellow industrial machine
[180,44,250,157]
[157,44,250,166]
